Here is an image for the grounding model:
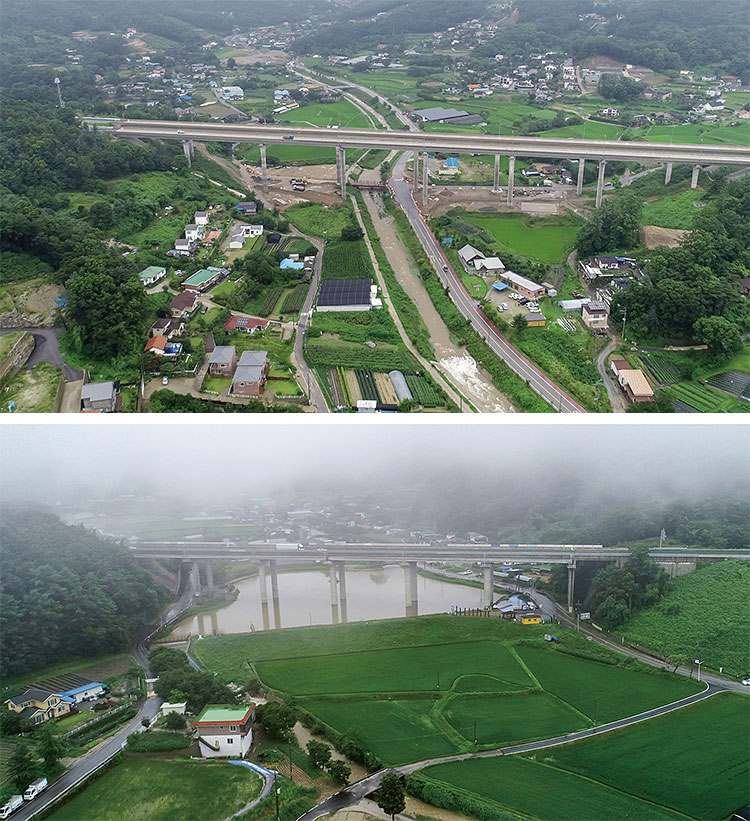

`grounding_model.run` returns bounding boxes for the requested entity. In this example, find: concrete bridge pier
[203,560,214,592]
[258,562,271,631]
[269,559,281,629]
[567,561,576,613]
[595,160,607,208]
[507,156,516,207]
[404,561,418,617]
[259,144,269,193]
[412,151,419,189]
[493,154,501,193]
[421,151,429,209]
[482,564,494,609]
[576,158,585,195]
[191,560,201,595]
[691,164,700,189]
[336,561,348,623]
[665,162,673,185]
[210,610,219,636]
[328,562,339,624]
[182,139,193,168]
[336,145,347,200]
